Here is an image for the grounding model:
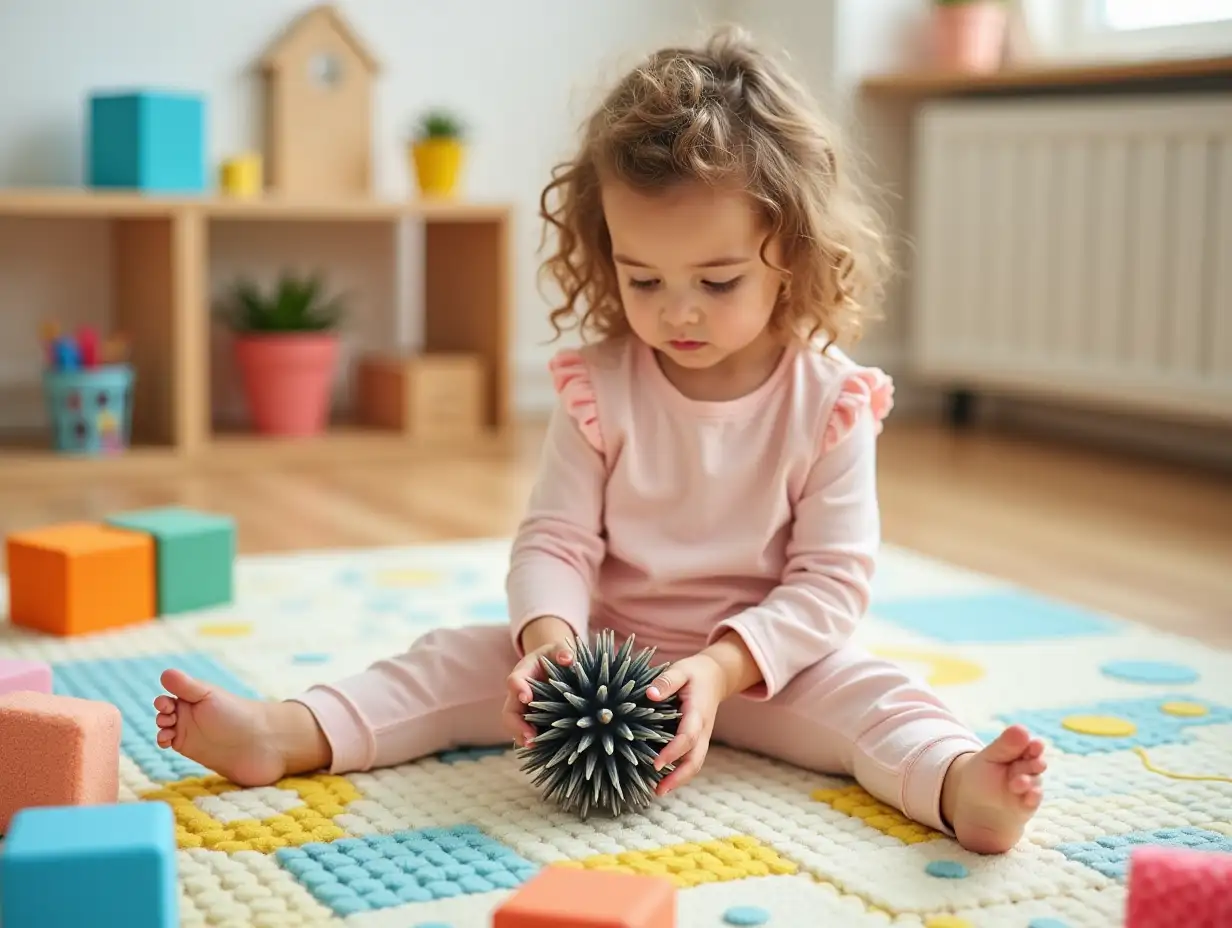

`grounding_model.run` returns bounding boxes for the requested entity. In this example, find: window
[1051,0,1232,57]
[1100,0,1232,30]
